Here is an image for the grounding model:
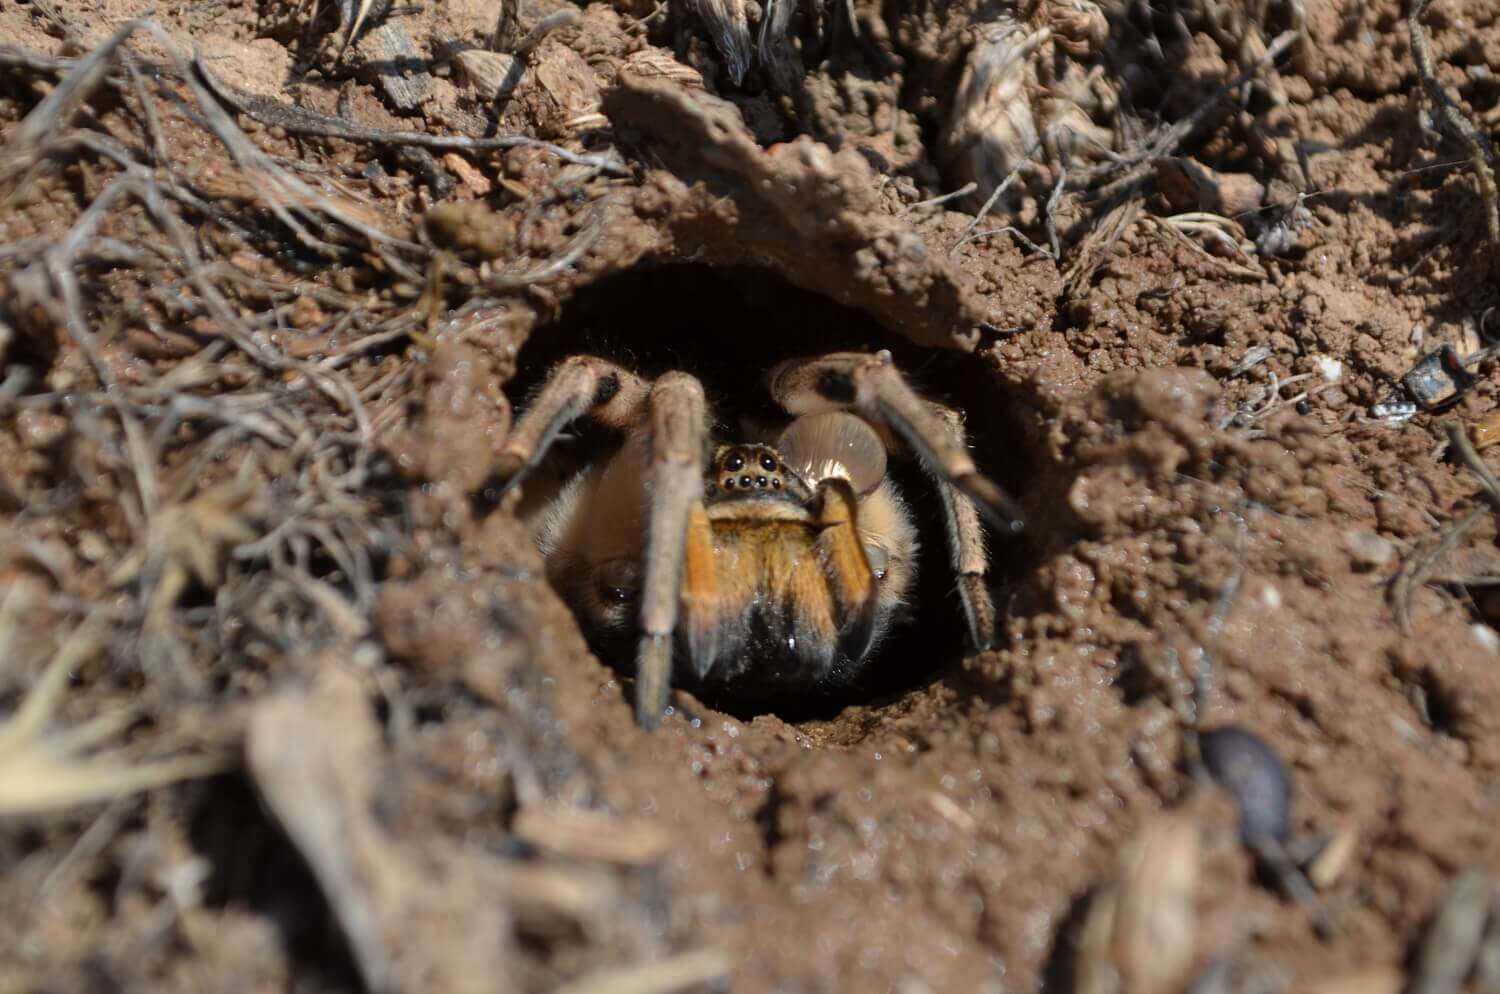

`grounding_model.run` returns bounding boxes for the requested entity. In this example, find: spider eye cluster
[712,445,794,496]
